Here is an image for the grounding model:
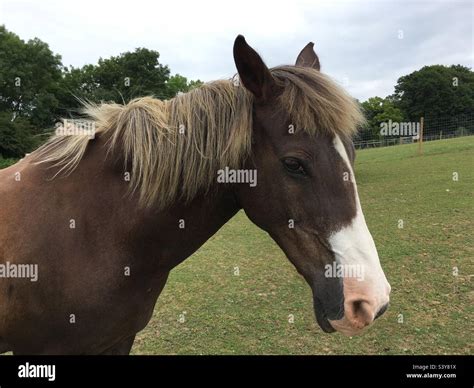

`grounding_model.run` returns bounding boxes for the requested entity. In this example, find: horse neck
[149,187,241,269]
[64,131,242,271]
